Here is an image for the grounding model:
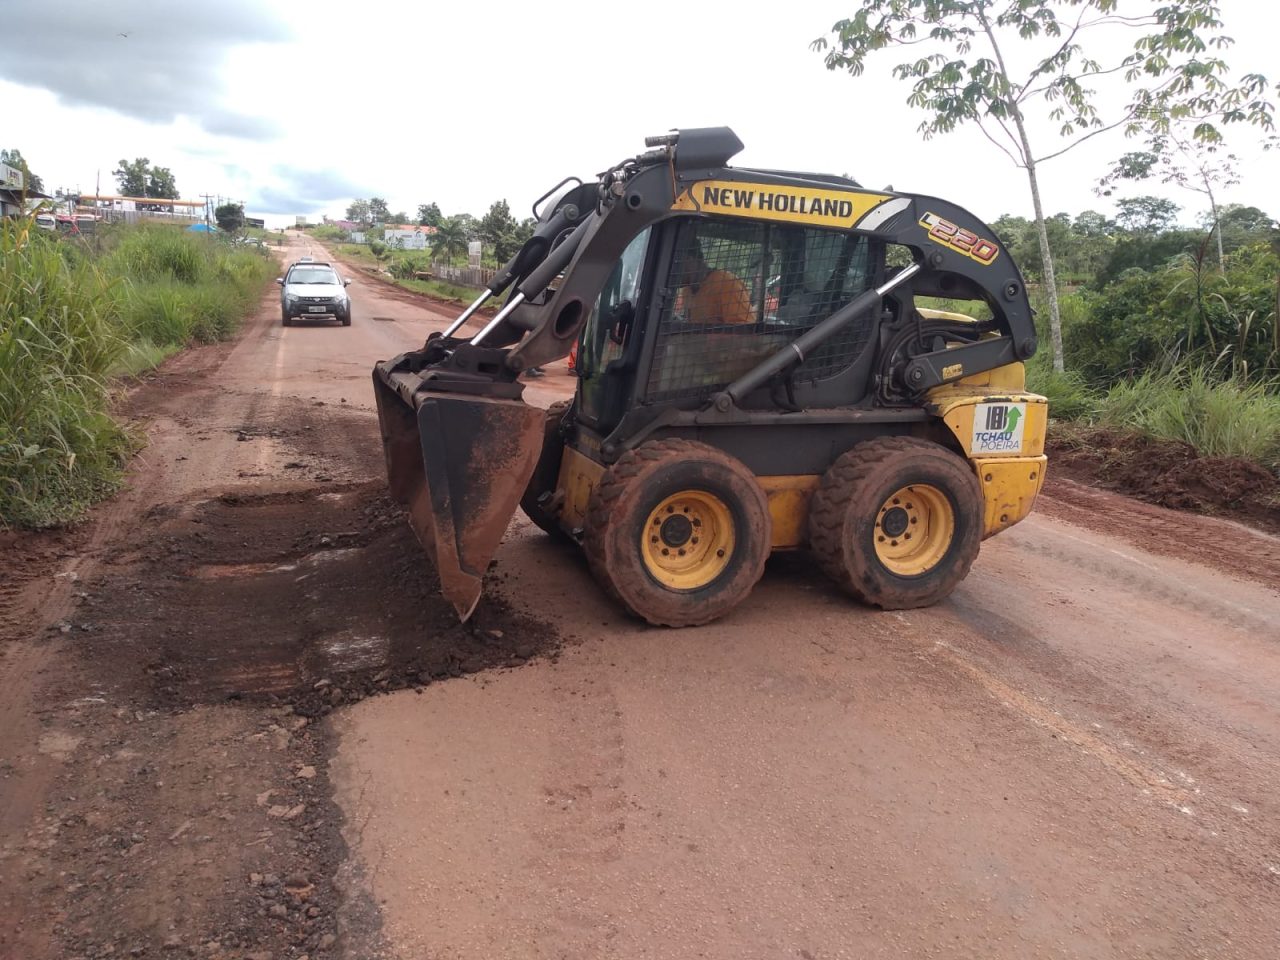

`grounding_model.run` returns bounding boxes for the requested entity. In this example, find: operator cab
[575,215,887,434]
